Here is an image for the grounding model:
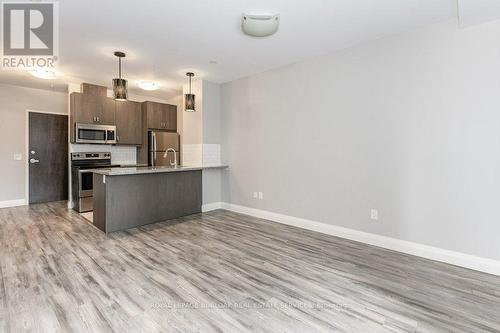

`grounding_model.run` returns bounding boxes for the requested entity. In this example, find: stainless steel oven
[75,123,116,144]
[71,152,119,212]
[78,170,94,198]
